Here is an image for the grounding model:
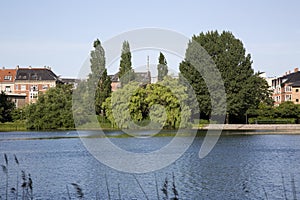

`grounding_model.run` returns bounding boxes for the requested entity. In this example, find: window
[30,85,38,91]
[296,99,299,102]
[285,94,292,101]
[4,76,12,80]
[296,89,299,92]
[5,86,11,92]
[285,86,292,92]
[30,91,38,99]
[21,85,26,91]
[275,96,281,102]
[42,85,48,90]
